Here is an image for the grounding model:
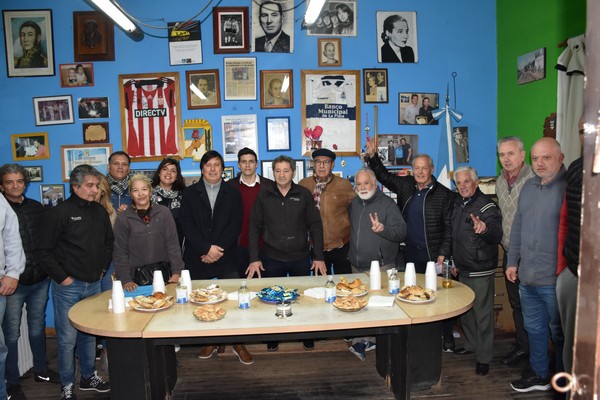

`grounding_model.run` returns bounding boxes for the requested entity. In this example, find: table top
[69,273,473,339]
